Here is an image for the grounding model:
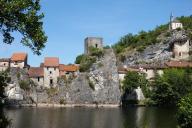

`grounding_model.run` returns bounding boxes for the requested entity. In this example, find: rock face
[120,30,191,66]
[53,49,121,104]
[5,49,121,105]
